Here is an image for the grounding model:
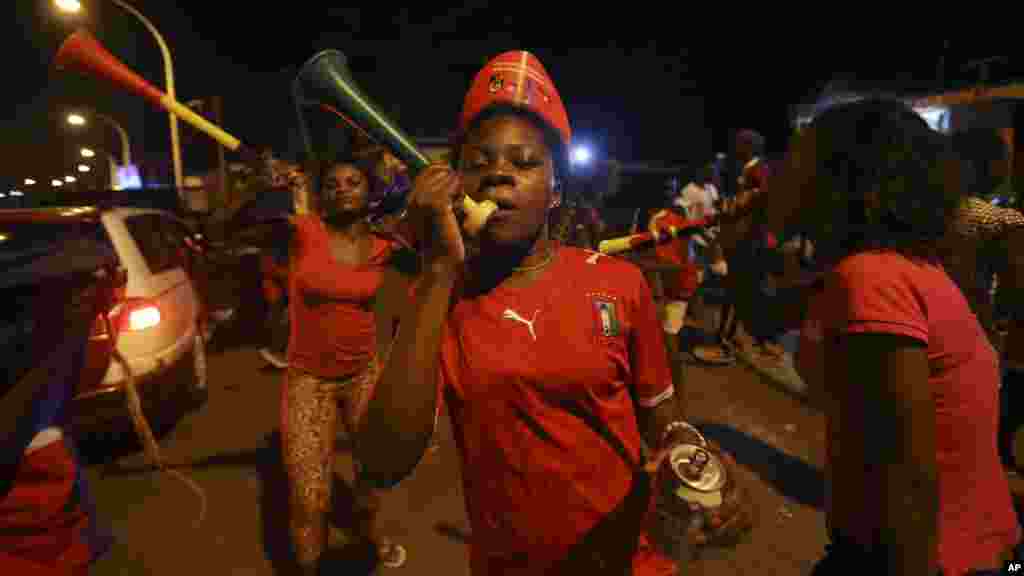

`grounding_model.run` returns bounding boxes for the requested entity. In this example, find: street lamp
[55,0,183,193]
[78,164,91,173]
[571,146,592,166]
[9,190,24,197]
[52,179,64,187]
[80,147,96,158]
[66,111,131,166]
[64,176,76,183]
[24,179,36,186]
[55,0,82,12]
